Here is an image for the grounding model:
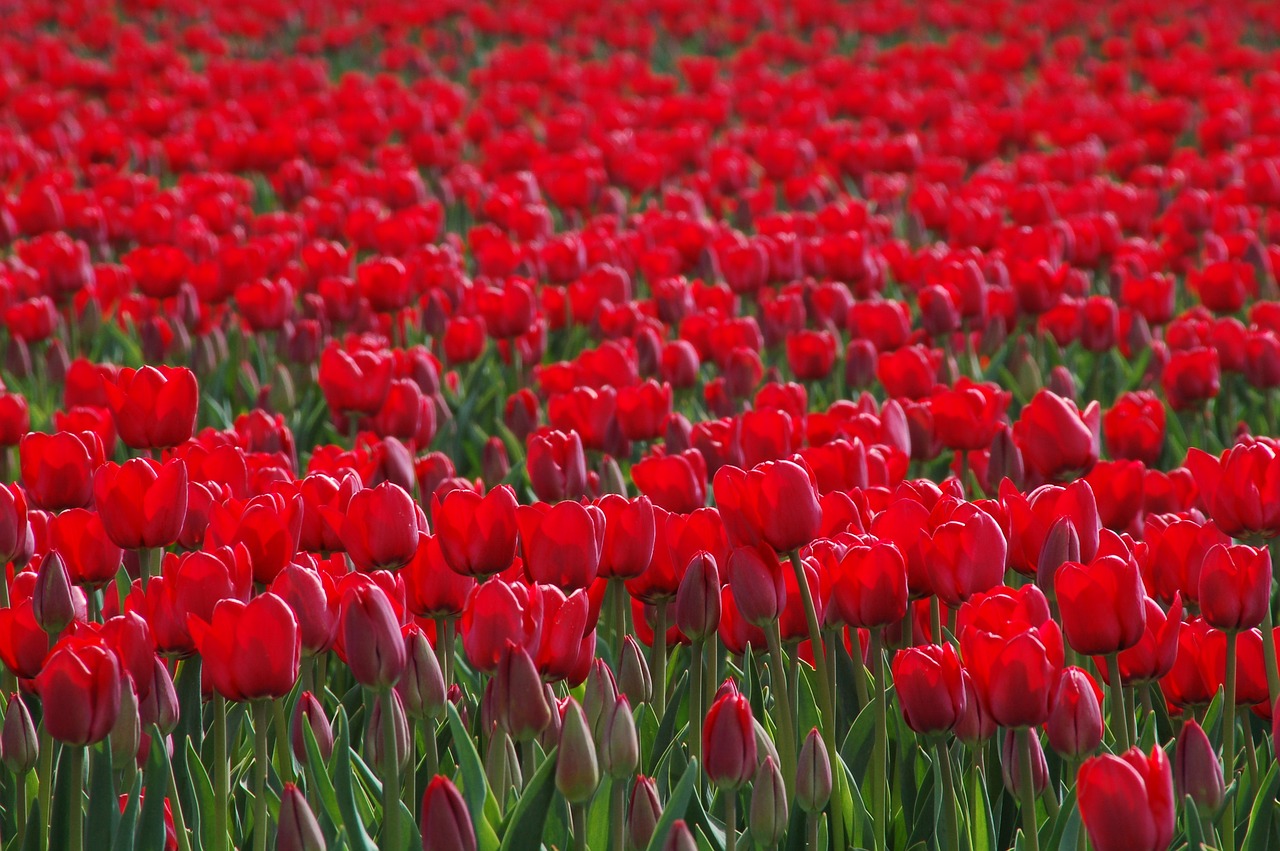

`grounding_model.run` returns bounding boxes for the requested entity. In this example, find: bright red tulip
[187,593,301,701]
[830,539,908,629]
[714,457,821,553]
[20,431,104,511]
[958,585,1063,728]
[702,689,756,788]
[93,458,189,550]
[1012,390,1100,482]
[338,482,426,572]
[1198,543,1271,632]
[517,501,605,592]
[891,643,966,736]
[35,635,121,745]
[1078,747,1175,851]
[434,485,519,578]
[1055,553,1147,656]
